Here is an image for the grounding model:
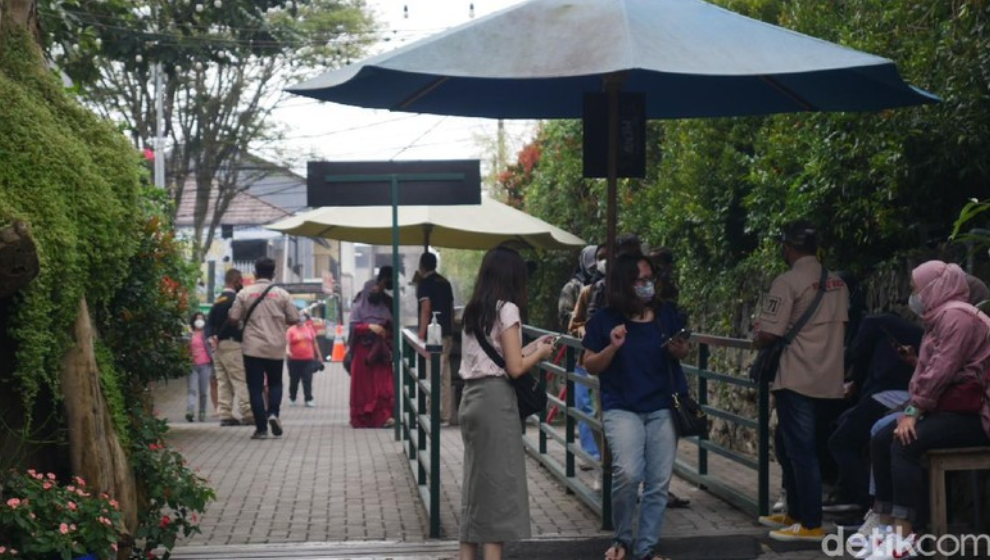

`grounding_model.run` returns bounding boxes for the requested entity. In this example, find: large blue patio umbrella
[288,0,936,256]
